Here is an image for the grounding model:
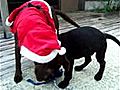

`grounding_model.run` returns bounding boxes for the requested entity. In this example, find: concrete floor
[0,11,120,90]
